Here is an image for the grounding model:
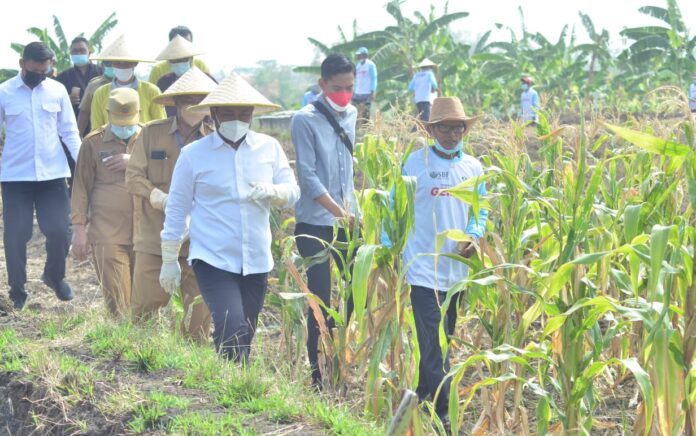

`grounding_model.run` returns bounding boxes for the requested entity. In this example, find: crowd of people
[1,24,581,426]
